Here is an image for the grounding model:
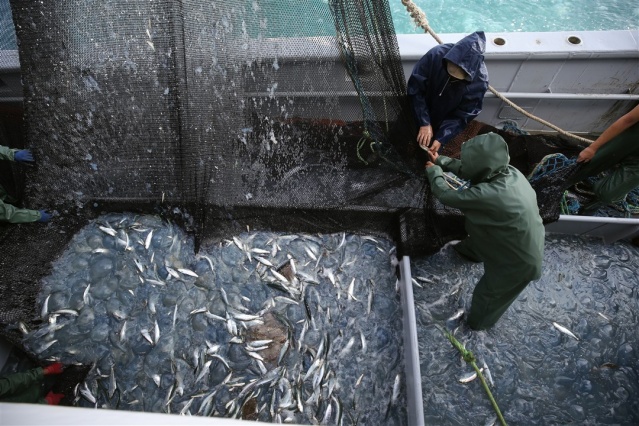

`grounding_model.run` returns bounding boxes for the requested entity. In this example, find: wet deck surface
[413,234,639,425]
